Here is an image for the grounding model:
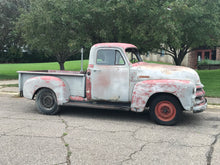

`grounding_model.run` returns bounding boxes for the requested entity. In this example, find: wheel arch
[33,87,52,99]
[23,76,70,105]
[130,79,193,112]
[146,92,184,110]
